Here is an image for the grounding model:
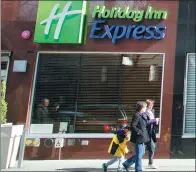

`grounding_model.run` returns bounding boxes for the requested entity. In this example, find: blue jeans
[135,143,145,172]
[123,143,145,172]
[122,143,137,169]
[123,154,137,168]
